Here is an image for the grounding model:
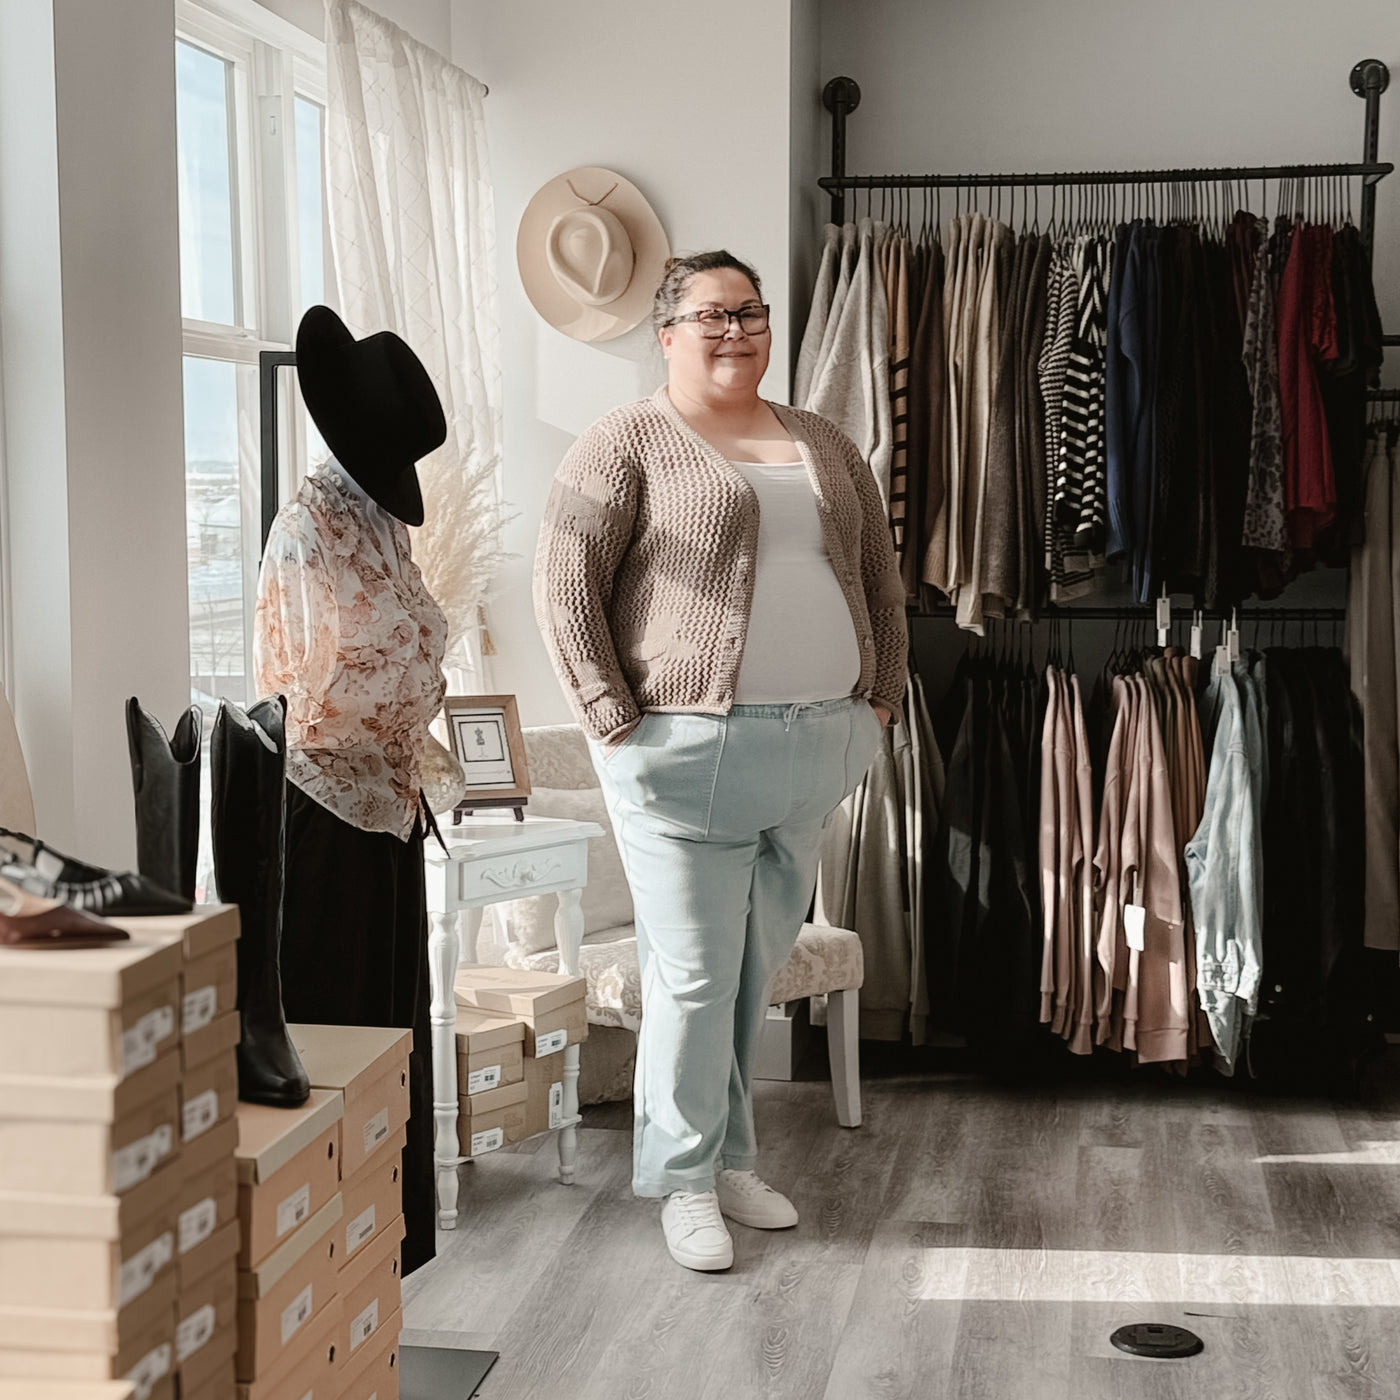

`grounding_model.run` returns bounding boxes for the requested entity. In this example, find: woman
[534,250,907,1271]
